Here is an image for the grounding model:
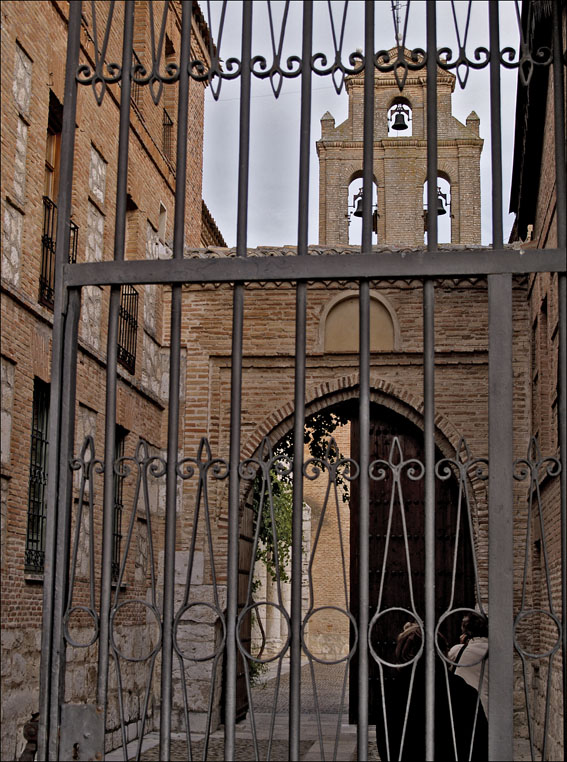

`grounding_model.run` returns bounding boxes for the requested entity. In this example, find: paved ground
[105,660,532,760]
